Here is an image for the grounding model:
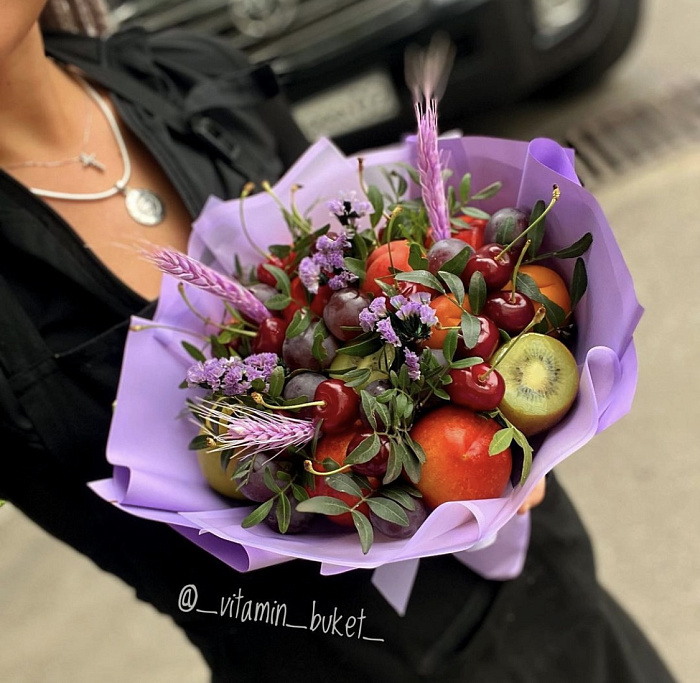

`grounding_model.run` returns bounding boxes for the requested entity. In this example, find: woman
[0,1,676,681]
